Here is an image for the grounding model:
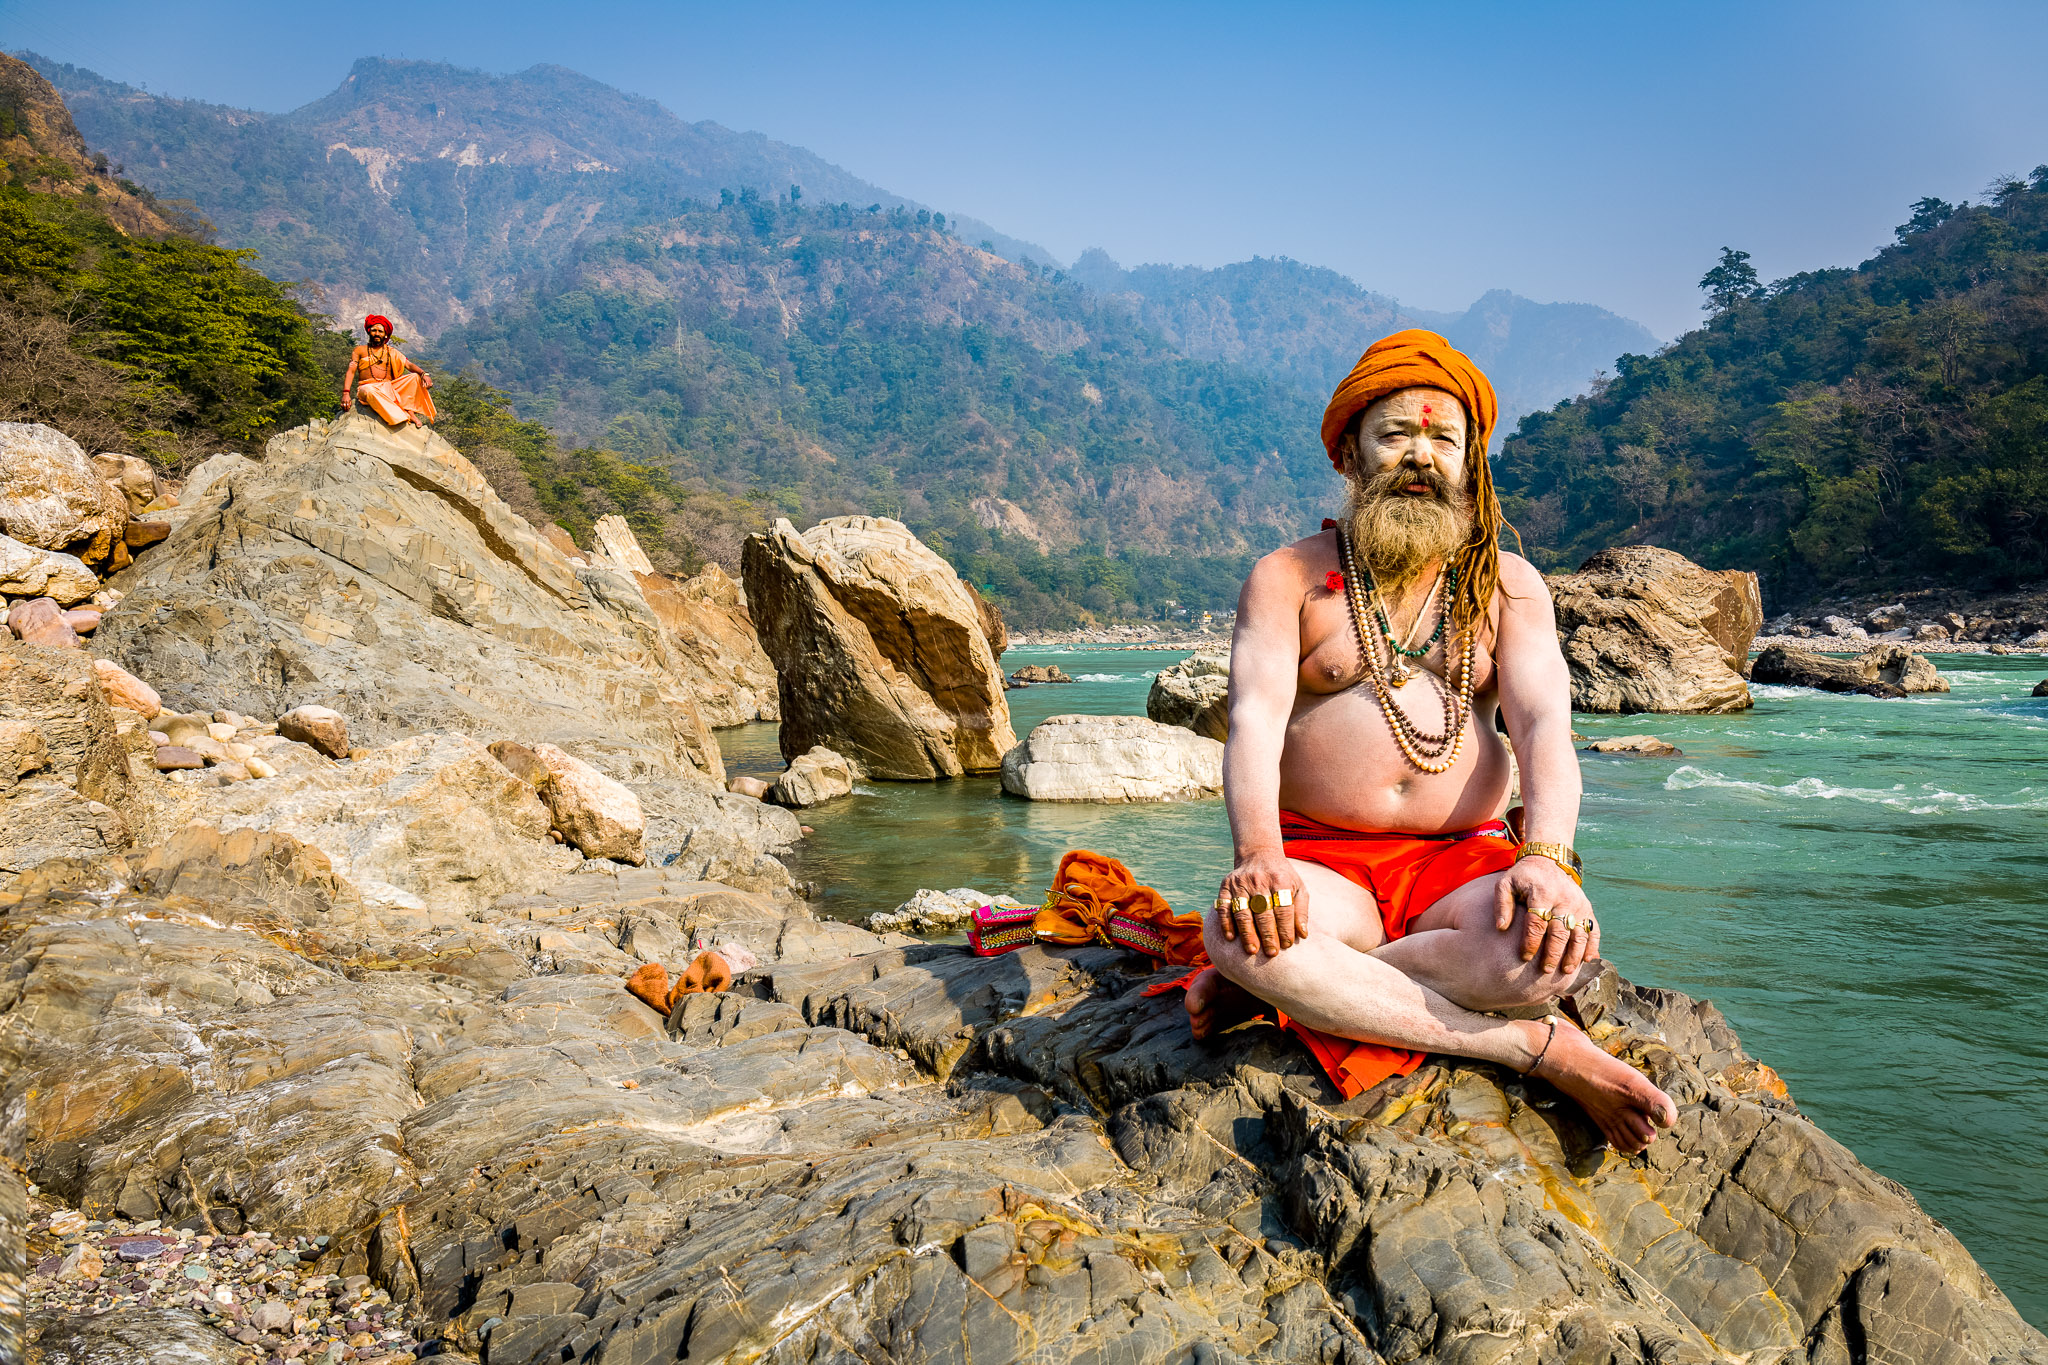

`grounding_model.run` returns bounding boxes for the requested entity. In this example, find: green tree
[1699,247,1764,313]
